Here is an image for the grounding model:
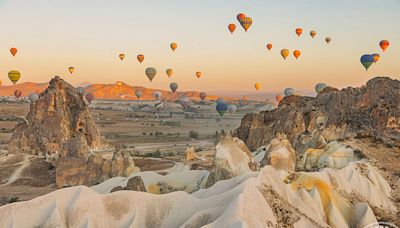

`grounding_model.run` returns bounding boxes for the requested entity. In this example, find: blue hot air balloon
[216,102,228,117]
[360,54,374,71]
[315,83,328,93]
[284,88,295,97]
